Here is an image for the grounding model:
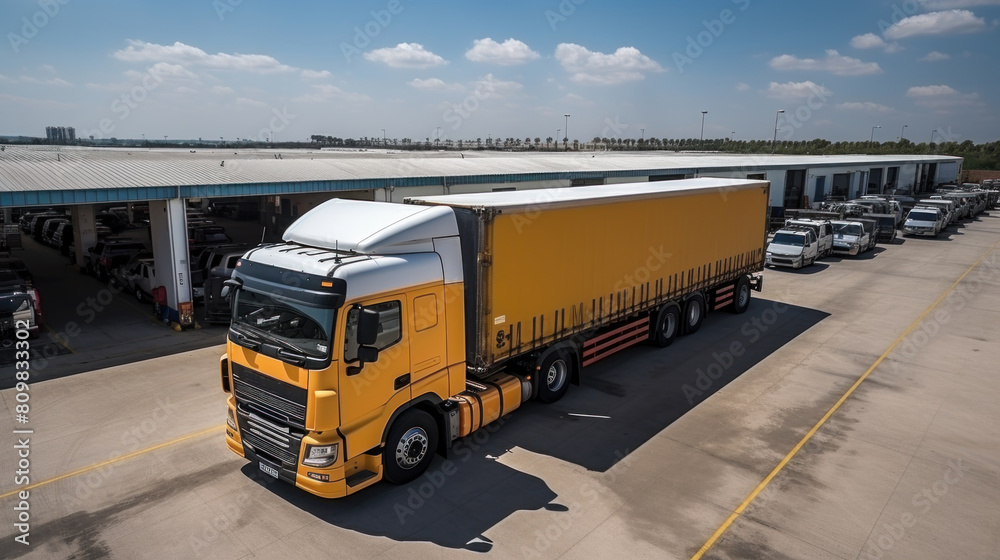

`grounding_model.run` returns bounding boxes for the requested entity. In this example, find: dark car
[28,213,64,239]
[85,239,148,280]
[0,270,42,333]
[0,293,39,339]
[41,218,70,246]
[95,212,127,233]
[52,222,74,254]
